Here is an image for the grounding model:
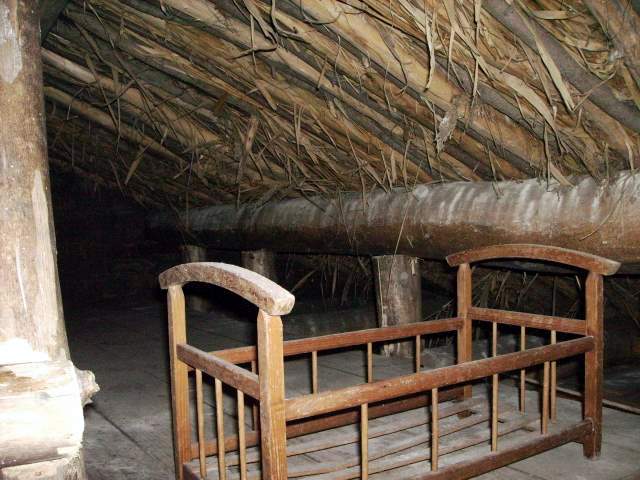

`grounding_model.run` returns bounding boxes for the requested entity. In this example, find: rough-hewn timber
[150,173,640,269]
